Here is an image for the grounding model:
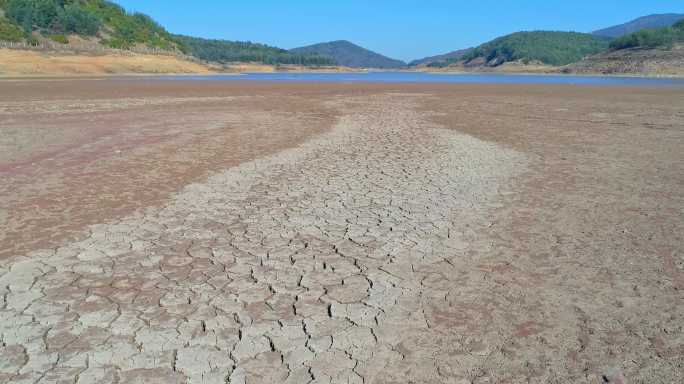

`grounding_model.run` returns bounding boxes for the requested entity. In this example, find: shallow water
[160,71,684,87]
